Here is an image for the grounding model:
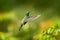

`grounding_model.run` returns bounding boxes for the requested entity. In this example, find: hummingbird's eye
[26,11,30,16]
[27,13,29,16]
